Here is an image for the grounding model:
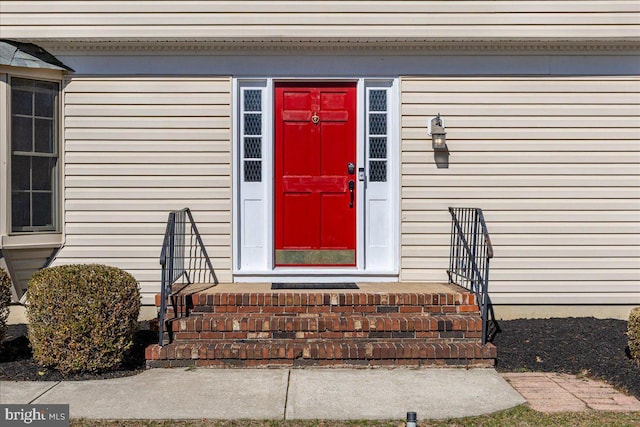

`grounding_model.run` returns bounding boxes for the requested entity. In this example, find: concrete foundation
[493,305,635,320]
